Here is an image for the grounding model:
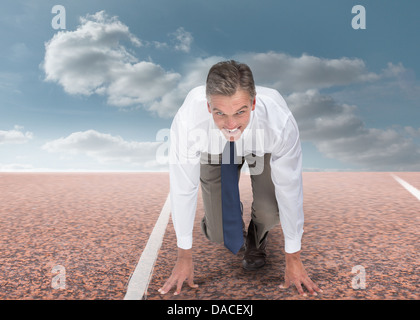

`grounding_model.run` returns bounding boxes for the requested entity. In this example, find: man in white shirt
[158,60,321,296]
